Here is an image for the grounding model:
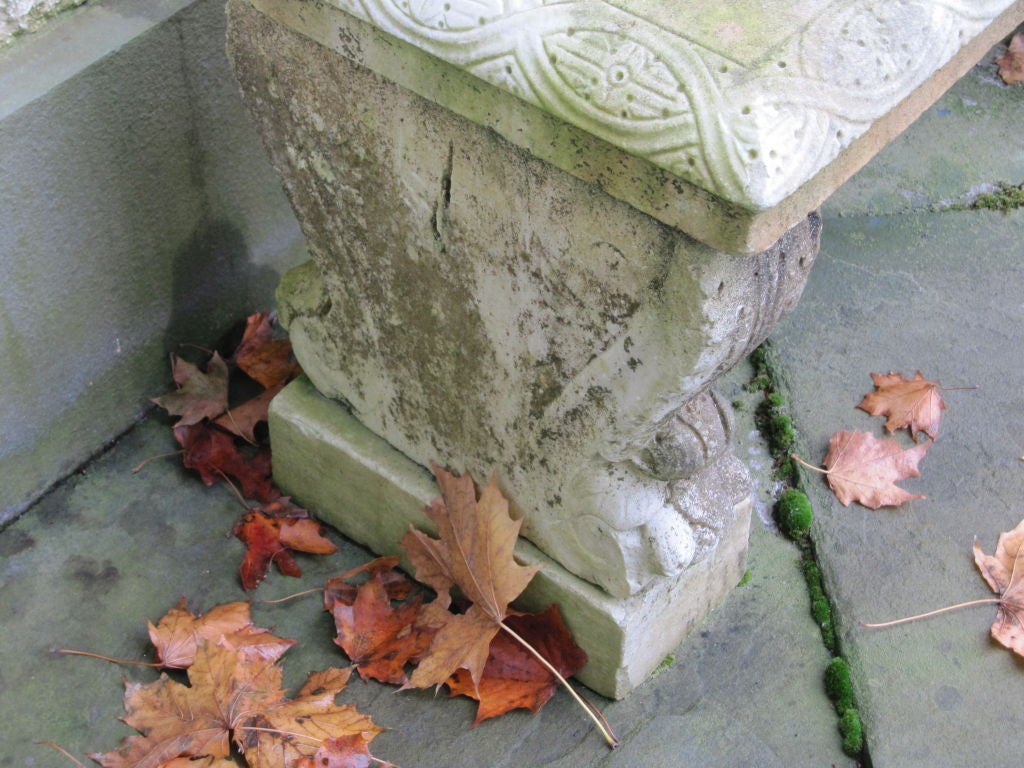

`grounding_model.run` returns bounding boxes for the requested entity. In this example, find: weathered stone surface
[229,0,819,598]
[268,375,751,699]
[238,0,1023,253]
[0,0,85,47]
